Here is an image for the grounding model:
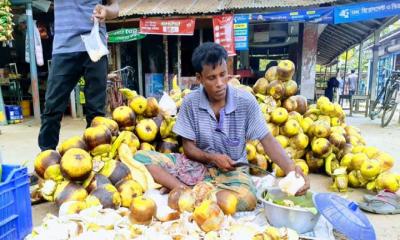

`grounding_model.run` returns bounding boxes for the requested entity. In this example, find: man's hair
[191,42,228,74]
[351,69,355,73]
